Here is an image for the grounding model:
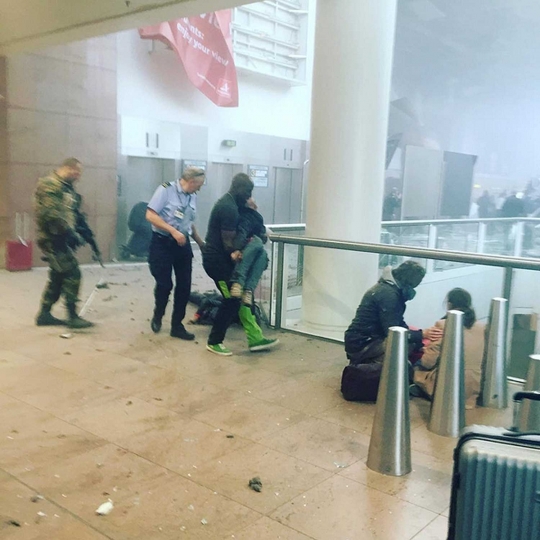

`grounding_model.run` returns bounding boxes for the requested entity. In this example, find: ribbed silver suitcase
[448,392,540,540]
